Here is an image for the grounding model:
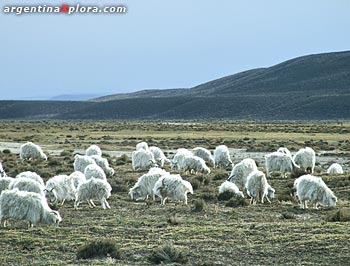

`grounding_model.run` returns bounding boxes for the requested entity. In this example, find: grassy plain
[0,120,349,265]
